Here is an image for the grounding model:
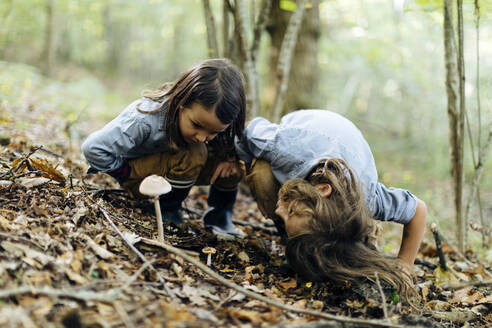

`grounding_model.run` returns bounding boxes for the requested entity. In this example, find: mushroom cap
[139,175,172,197]
[202,247,216,254]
